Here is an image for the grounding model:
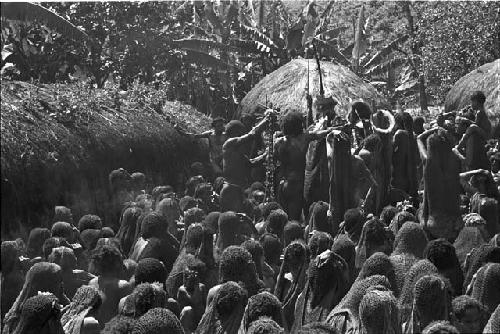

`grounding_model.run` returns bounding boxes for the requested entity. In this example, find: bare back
[89,276,132,325]
[275,133,312,180]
